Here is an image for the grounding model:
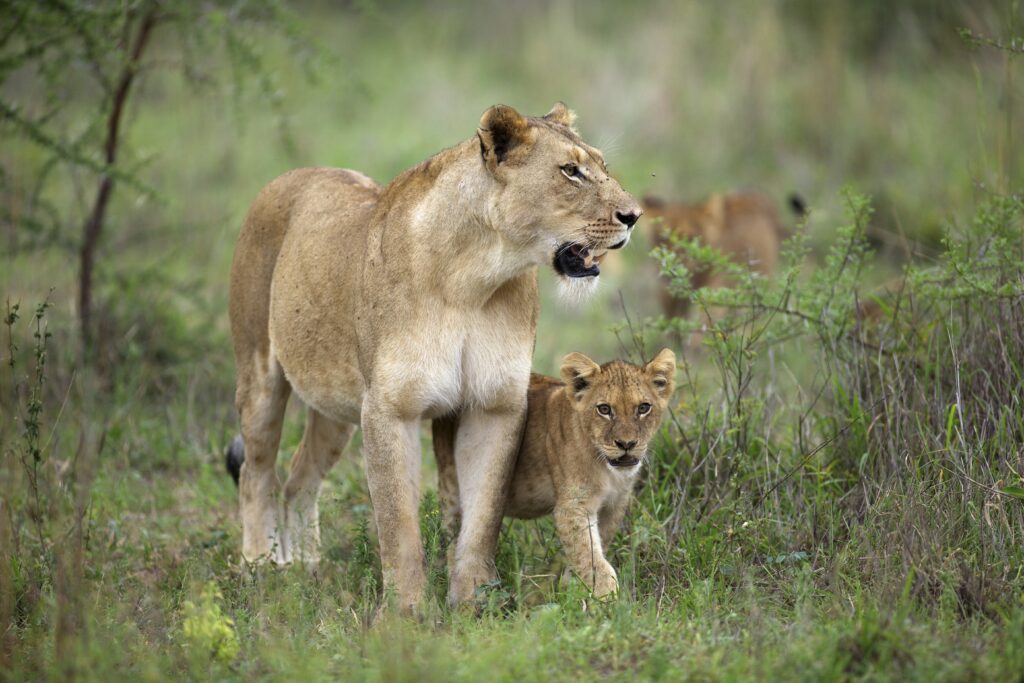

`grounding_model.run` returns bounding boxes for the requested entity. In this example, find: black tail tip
[225,434,245,486]
[788,193,807,217]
